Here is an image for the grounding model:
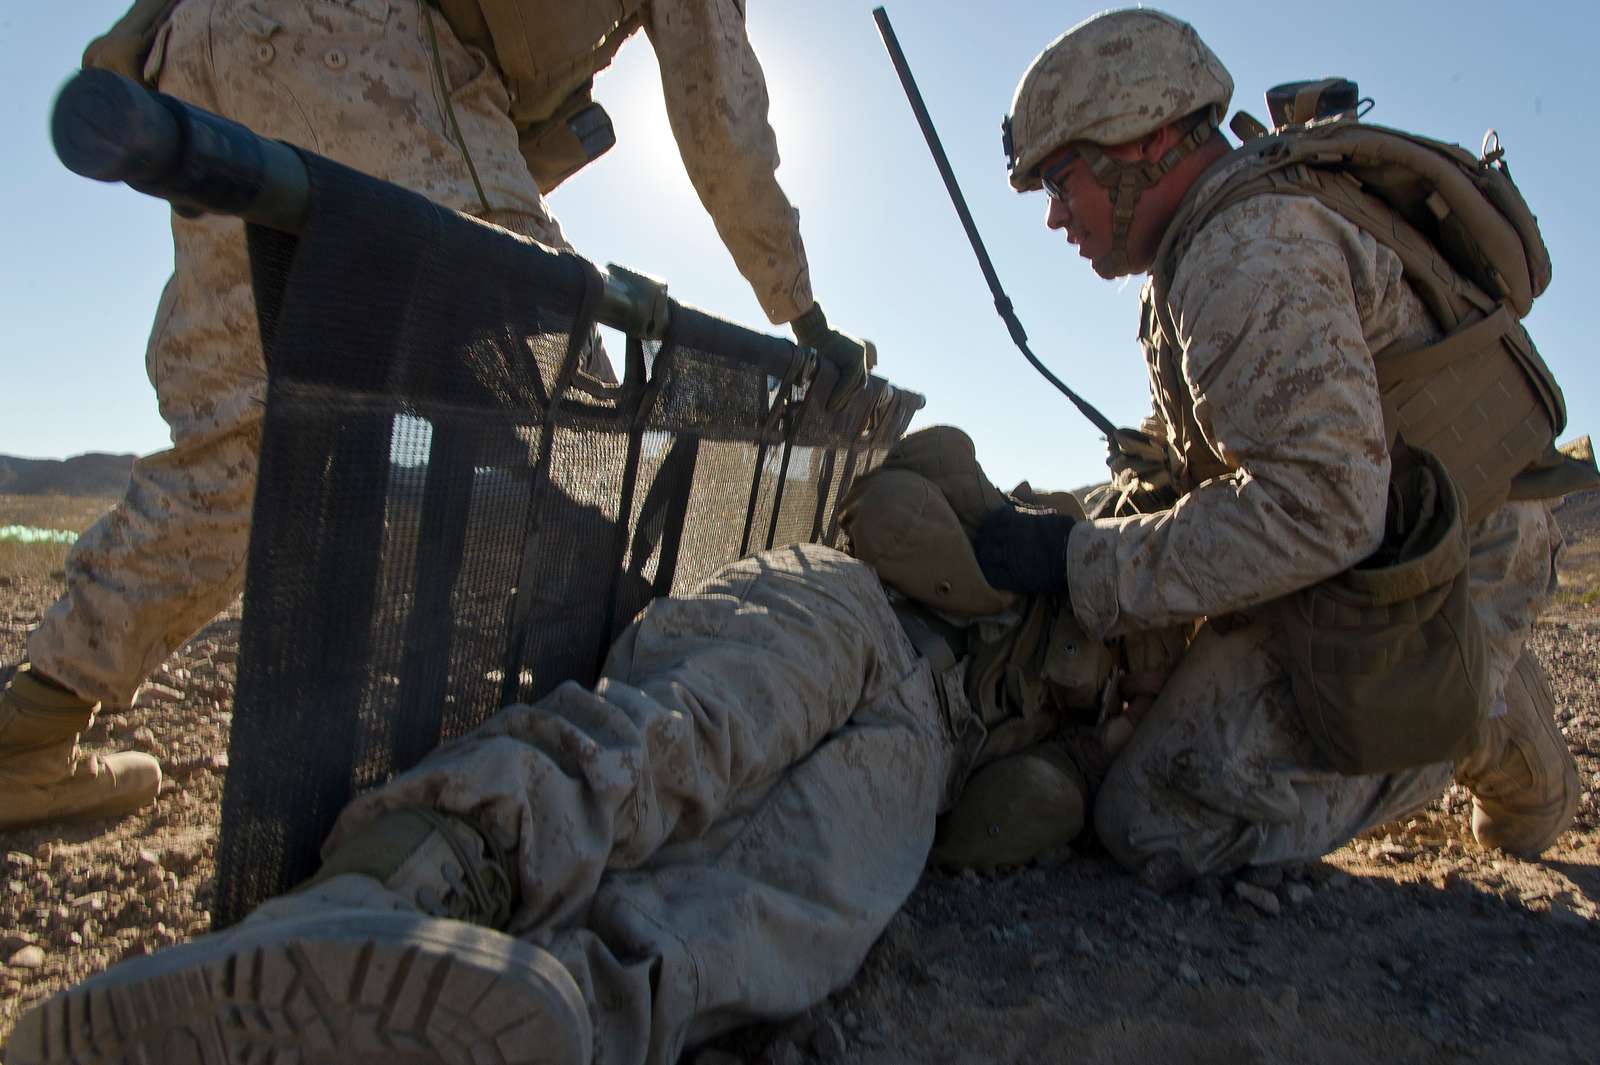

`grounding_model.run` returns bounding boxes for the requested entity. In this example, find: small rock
[1,931,37,954]
[211,647,239,665]
[137,849,163,873]
[1223,959,1253,984]
[1029,950,1061,971]
[1379,956,1413,978]
[131,726,158,748]
[1548,905,1590,929]
[1323,870,1352,891]
[5,851,35,870]
[207,752,230,771]
[810,1018,847,1060]
[1177,961,1201,985]
[1071,928,1097,956]
[8,945,46,969]
[1283,883,1315,908]
[1240,865,1284,890]
[70,891,107,912]
[136,682,184,706]
[1233,881,1282,917]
